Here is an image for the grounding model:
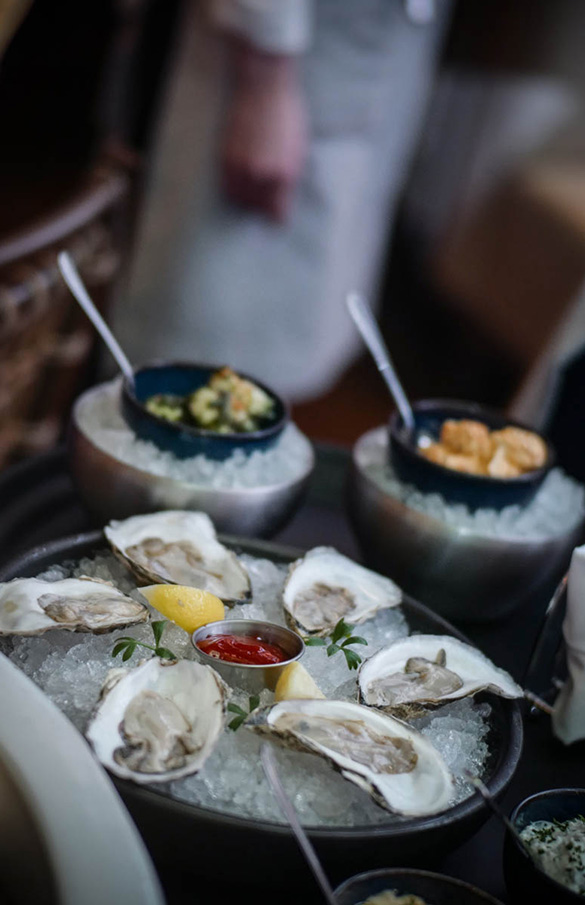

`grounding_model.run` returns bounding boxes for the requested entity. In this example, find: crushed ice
[75,379,313,489]
[358,427,585,539]
[4,551,495,827]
